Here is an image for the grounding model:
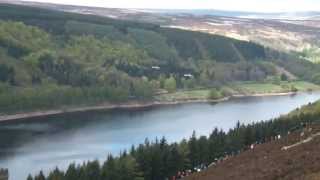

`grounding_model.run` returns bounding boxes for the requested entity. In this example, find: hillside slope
[3,0,320,53]
[185,124,320,180]
[0,3,320,114]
